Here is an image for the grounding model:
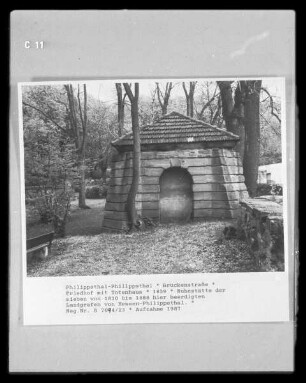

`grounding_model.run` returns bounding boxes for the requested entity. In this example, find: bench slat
[27,232,54,250]
[27,243,49,253]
